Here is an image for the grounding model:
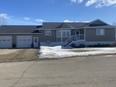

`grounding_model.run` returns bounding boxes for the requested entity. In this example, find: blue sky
[0,0,116,25]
